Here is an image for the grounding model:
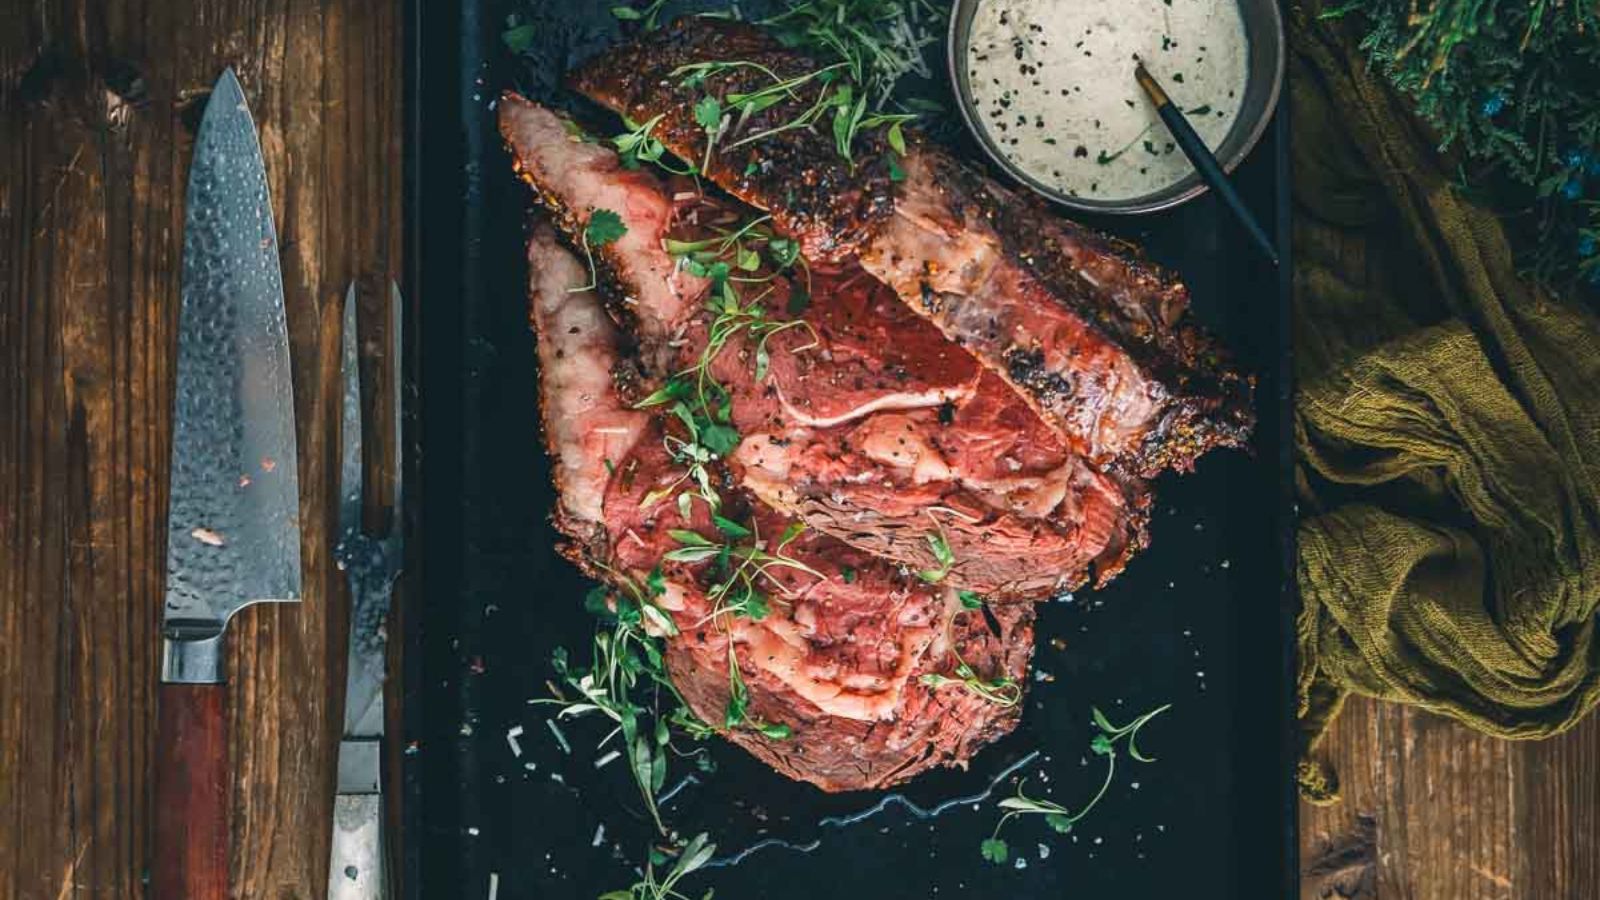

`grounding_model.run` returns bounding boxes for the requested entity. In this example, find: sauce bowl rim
[945,0,1285,216]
